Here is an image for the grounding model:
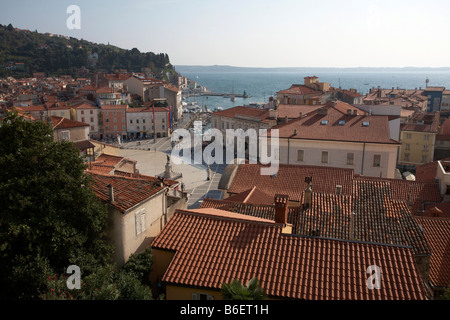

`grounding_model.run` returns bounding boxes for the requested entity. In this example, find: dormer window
[321,120,328,125]
[338,120,346,125]
[362,121,370,127]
